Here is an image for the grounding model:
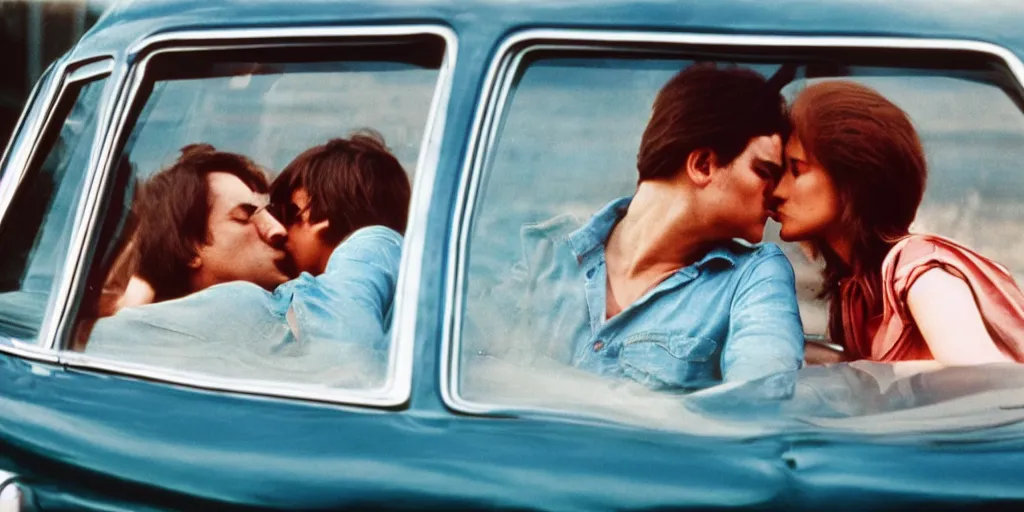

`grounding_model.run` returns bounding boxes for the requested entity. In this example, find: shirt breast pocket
[619,332,719,390]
